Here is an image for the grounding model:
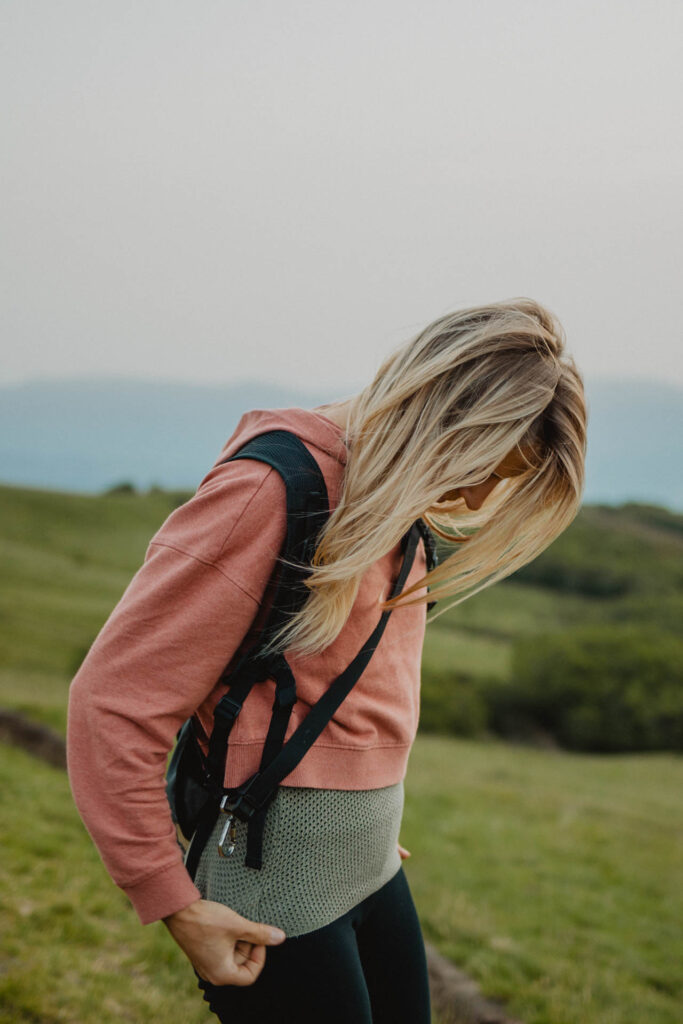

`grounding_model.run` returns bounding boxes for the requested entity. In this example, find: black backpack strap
[183,433,430,878]
[226,429,330,643]
[242,652,298,866]
[202,428,329,778]
[241,520,424,869]
[217,521,422,842]
[185,430,330,877]
[416,517,439,611]
[185,519,423,879]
